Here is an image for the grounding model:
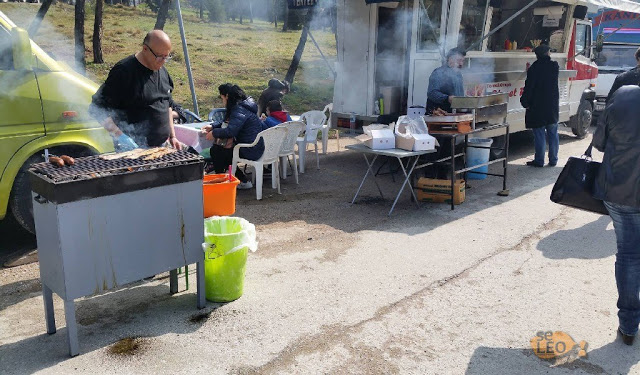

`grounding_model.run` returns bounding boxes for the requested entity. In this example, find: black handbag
[550,144,609,215]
